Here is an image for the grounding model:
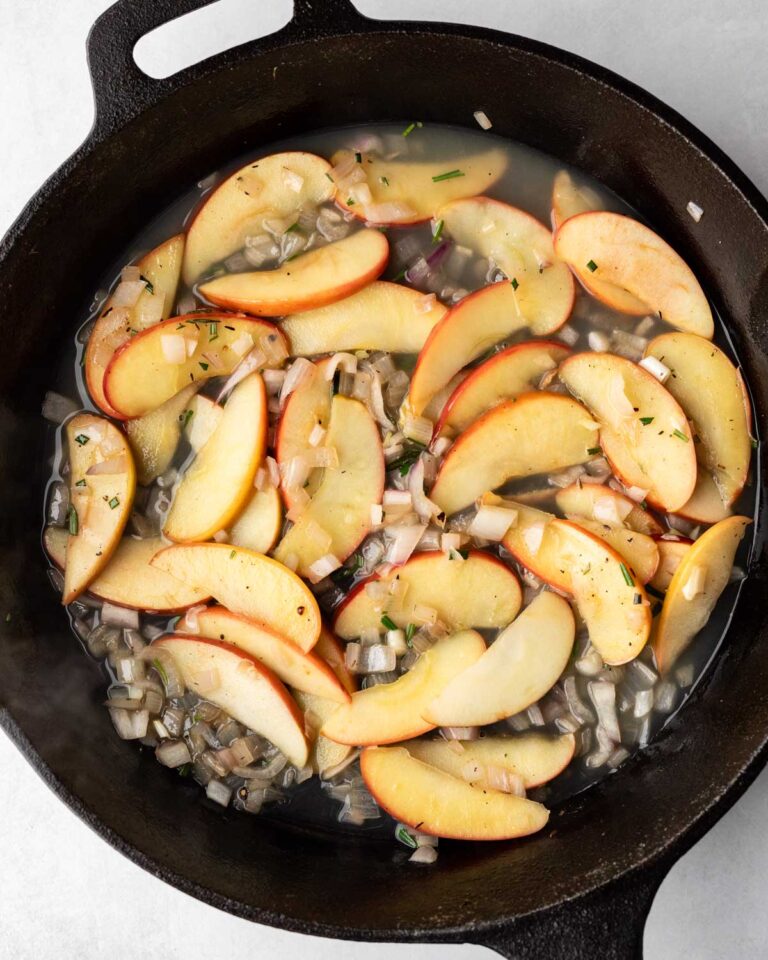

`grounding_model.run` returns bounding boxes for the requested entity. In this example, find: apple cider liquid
[42,122,757,840]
